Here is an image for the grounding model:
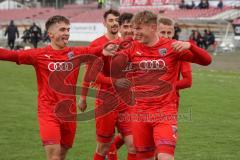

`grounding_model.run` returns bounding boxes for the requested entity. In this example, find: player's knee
[45,146,62,160]
[157,153,174,160]
[96,142,112,155]
[48,153,61,160]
